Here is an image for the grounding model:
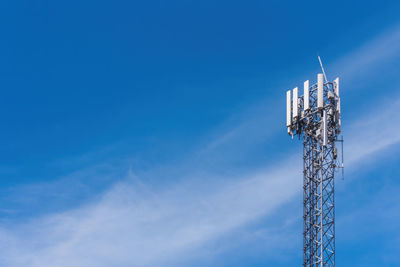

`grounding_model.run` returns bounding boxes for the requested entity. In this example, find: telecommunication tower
[286,62,342,266]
